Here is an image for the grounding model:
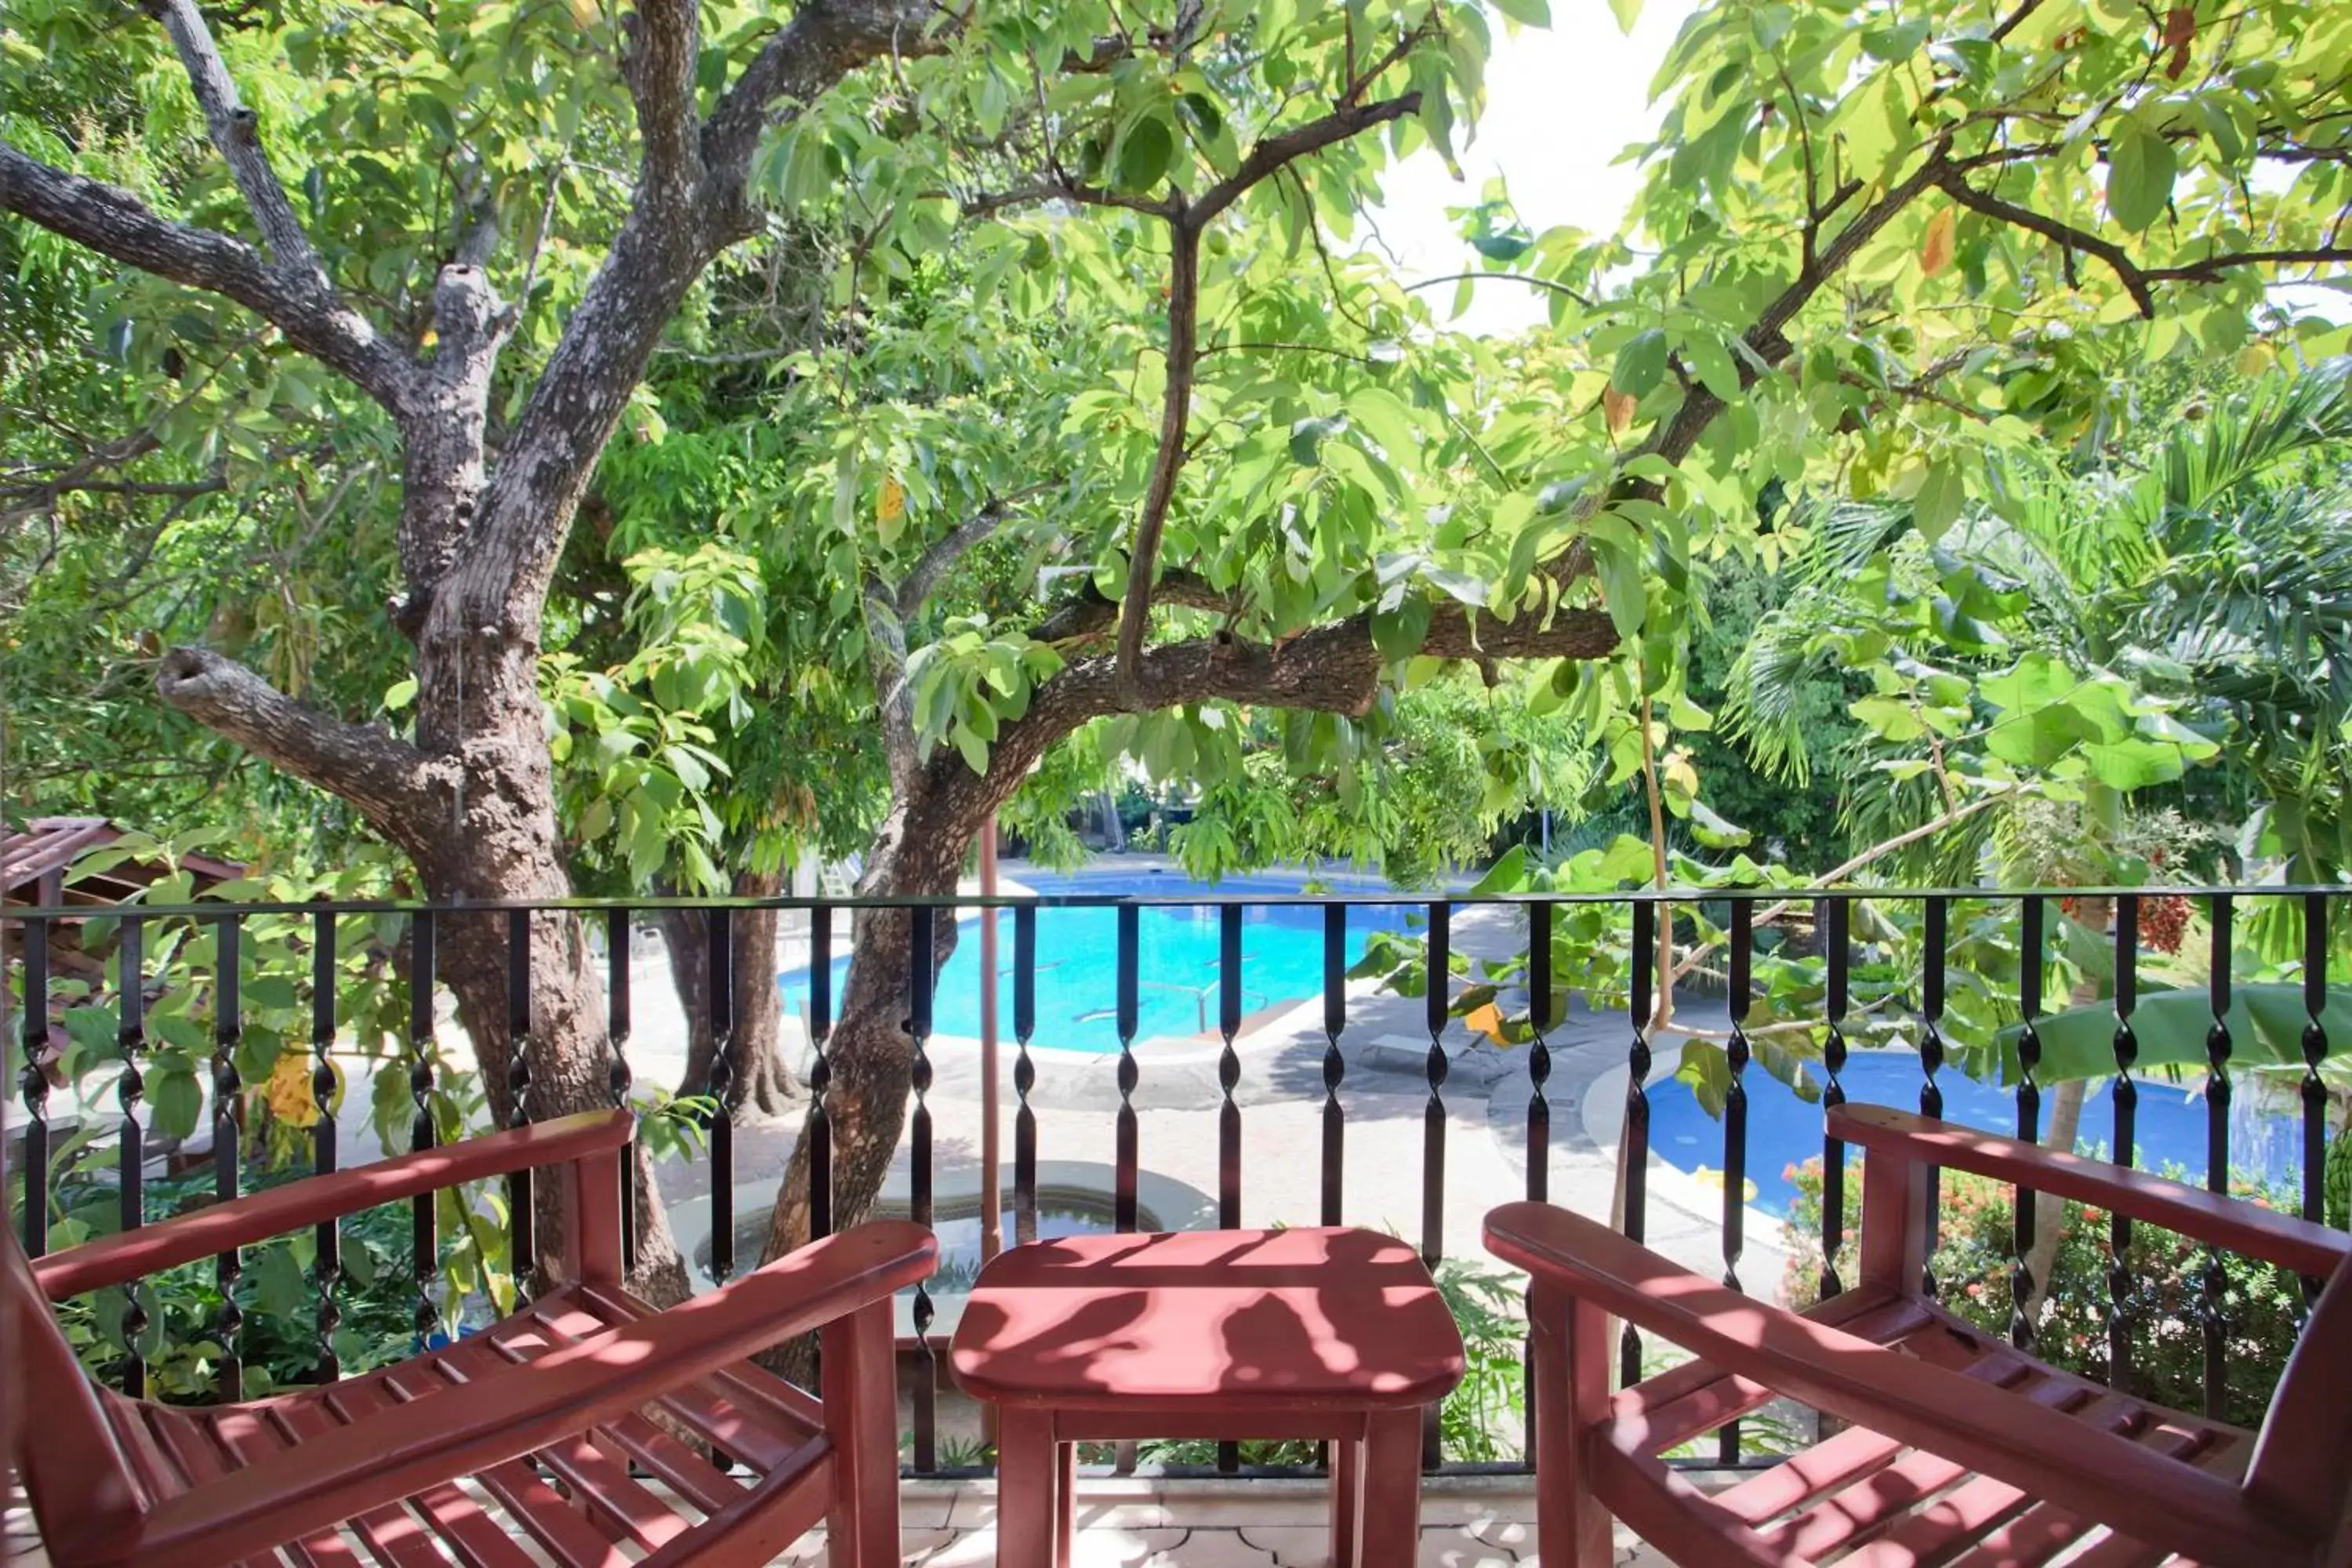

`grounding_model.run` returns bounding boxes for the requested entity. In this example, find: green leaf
[1681,334,1741,403]
[383,677,418,711]
[1608,0,1641,32]
[1290,416,1345,465]
[2107,121,2176,233]
[1861,18,1929,60]
[1116,114,1175,193]
[1912,457,1967,541]
[151,1061,201,1141]
[1372,595,1433,662]
[1346,387,1421,459]
[1687,800,1751,848]
[1491,0,1550,24]
[1591,533,1647,637]
[1994,985,2352,1087]
[1612,328,1669,398]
